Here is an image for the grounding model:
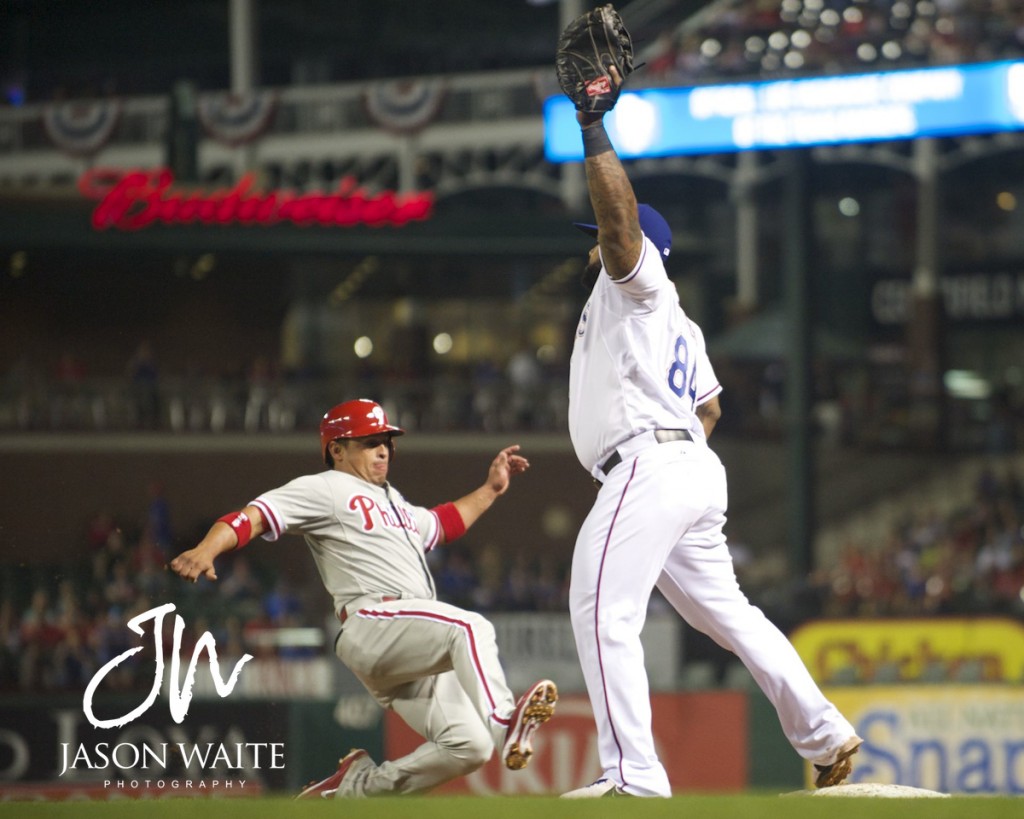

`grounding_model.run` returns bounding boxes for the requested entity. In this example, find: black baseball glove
[555,3,635,114]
